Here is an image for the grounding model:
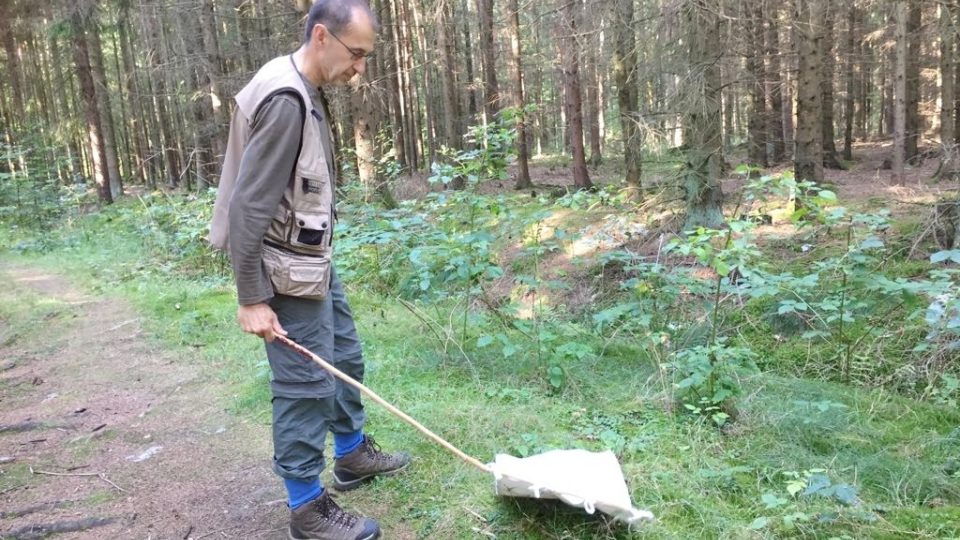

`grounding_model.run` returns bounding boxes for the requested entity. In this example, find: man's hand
[237,303,287,342]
